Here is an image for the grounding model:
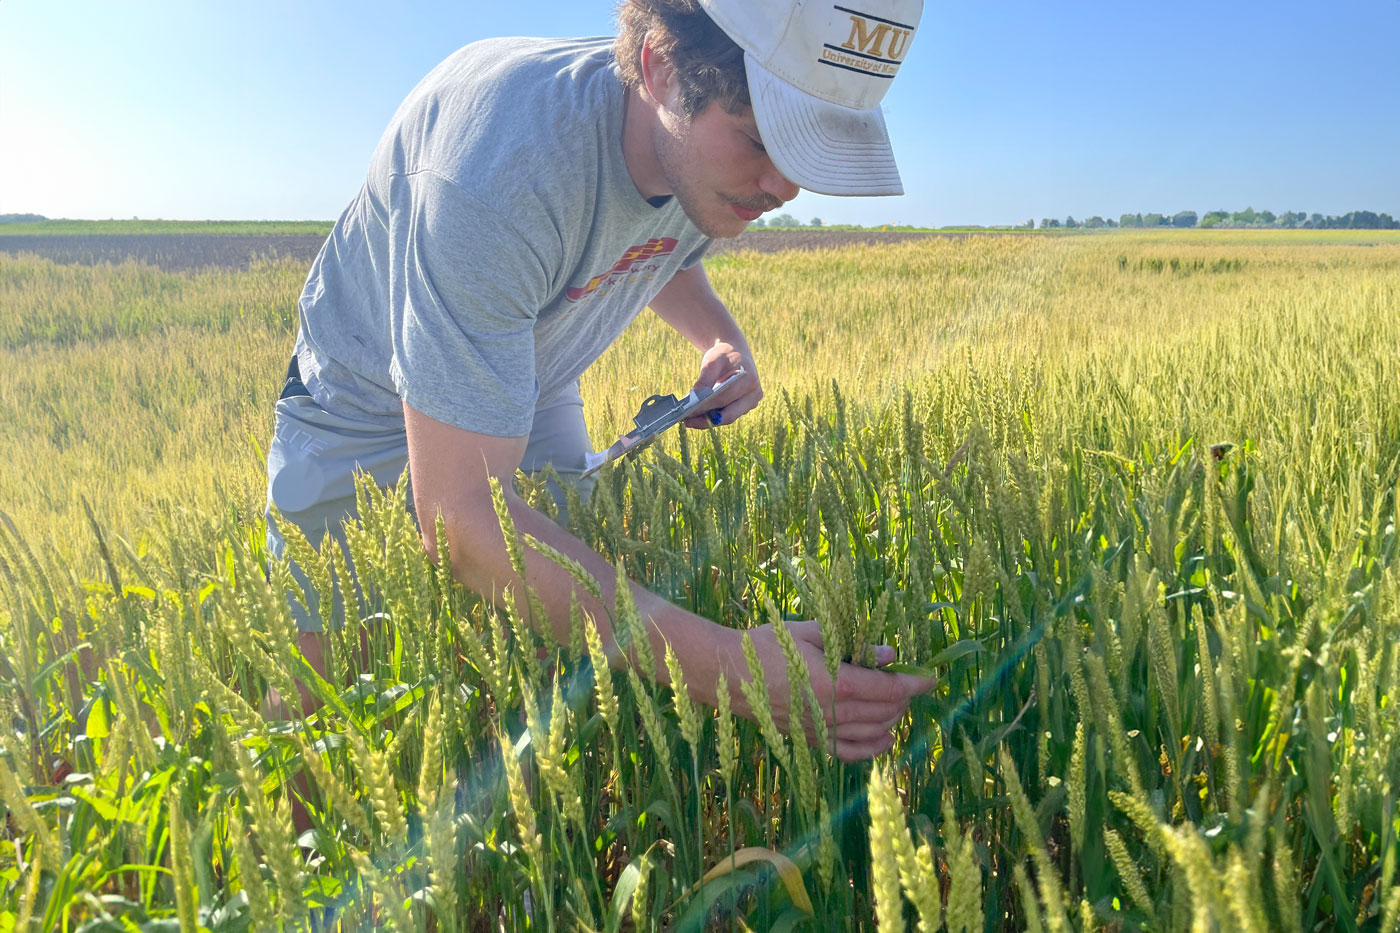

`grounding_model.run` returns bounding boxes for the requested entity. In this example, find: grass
[1,230,1398,930]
